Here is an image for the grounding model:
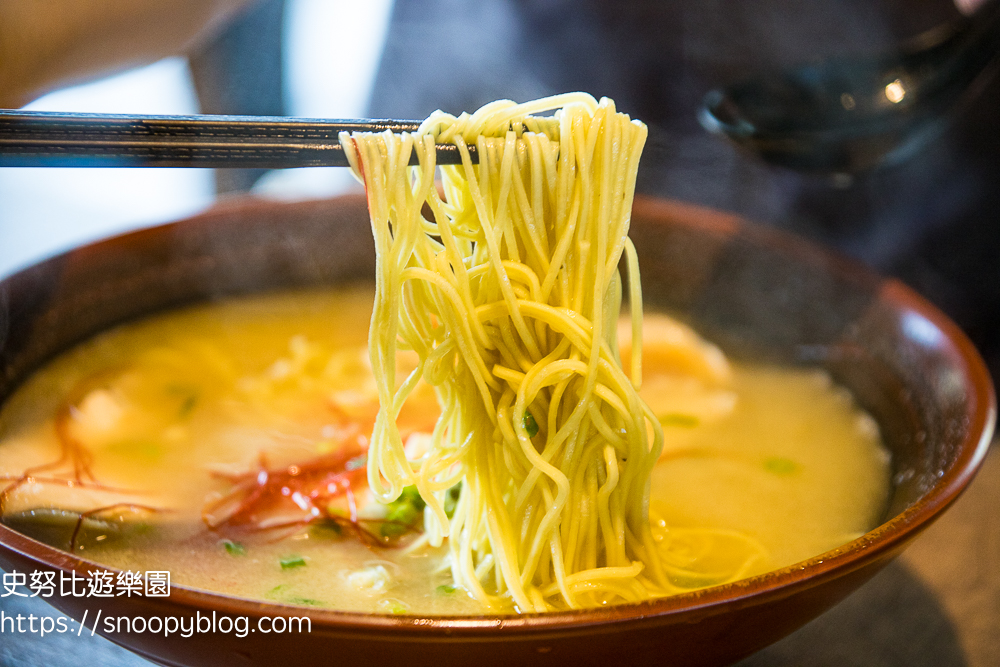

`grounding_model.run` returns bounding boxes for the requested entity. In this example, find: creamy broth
[0,287,890,614]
